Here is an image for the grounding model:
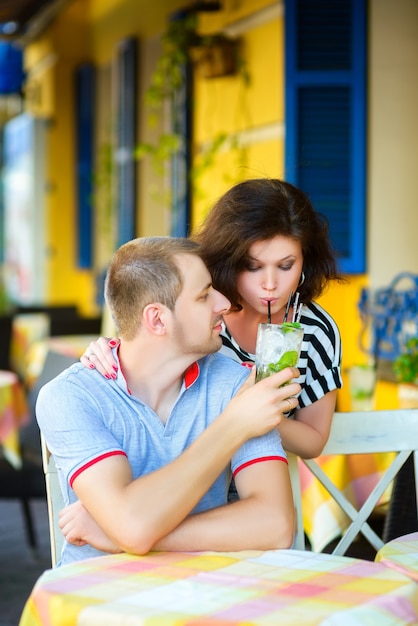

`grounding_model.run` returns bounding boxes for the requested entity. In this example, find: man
[37,237,299,565]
